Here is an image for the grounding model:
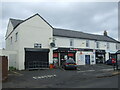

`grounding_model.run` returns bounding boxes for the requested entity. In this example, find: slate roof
[53,28,118,43]
[10,18,23,28]
[9,14,119,43]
